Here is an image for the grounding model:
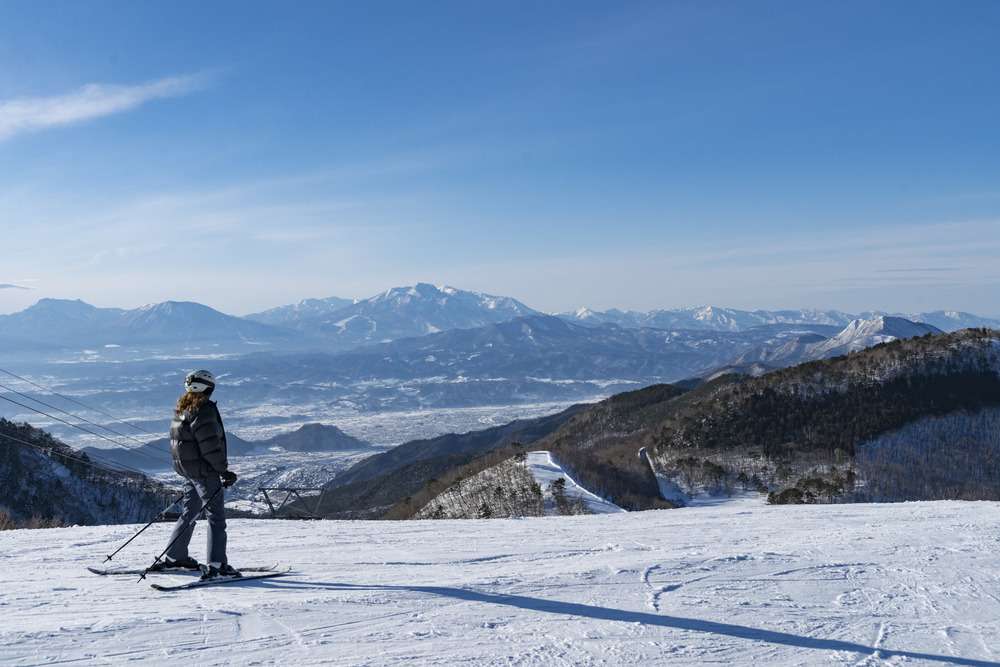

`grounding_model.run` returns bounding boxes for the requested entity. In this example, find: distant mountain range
[561,306,856,331]
[0,284,539,354]
[2,285,998,417]
[0,298,292,351]
[2,285,998,358]
[1,296,974,419]
[559,305,1000,333]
